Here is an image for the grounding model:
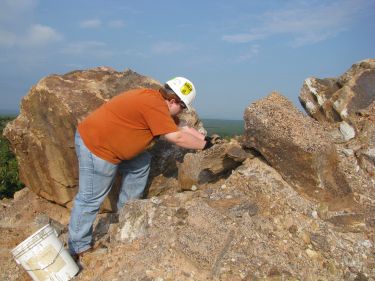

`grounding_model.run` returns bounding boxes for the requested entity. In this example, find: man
[68,77,213,259]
